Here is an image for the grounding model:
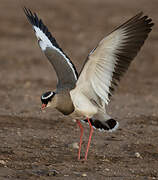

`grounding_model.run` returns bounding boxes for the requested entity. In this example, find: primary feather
[24,7,78,88]
[75,12,154,105]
